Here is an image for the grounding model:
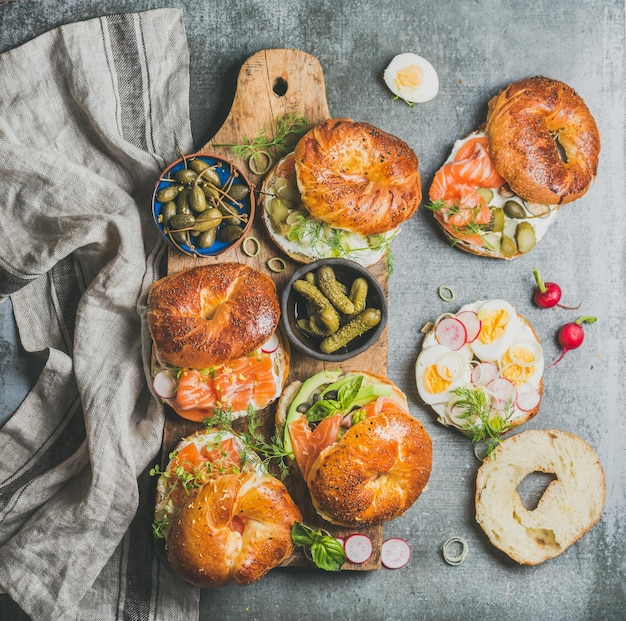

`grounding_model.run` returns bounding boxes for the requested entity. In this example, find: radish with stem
[547,316,597,368]
[532,268,582,309]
